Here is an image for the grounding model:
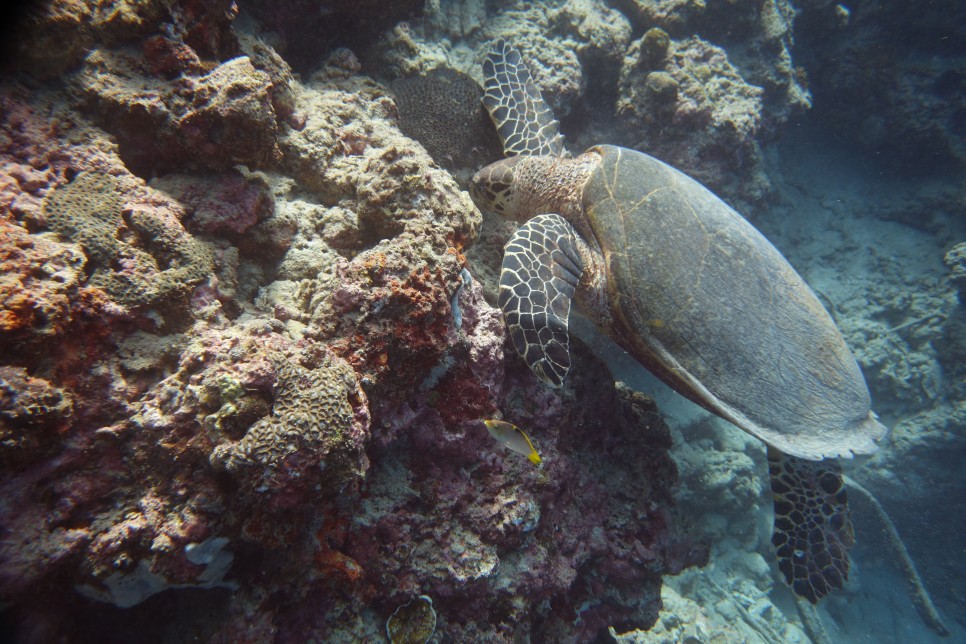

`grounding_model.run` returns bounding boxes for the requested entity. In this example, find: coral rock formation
[42,171,215,309]
[73,50,282,175]
[618,35,766,198]
[211,349,370,504]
